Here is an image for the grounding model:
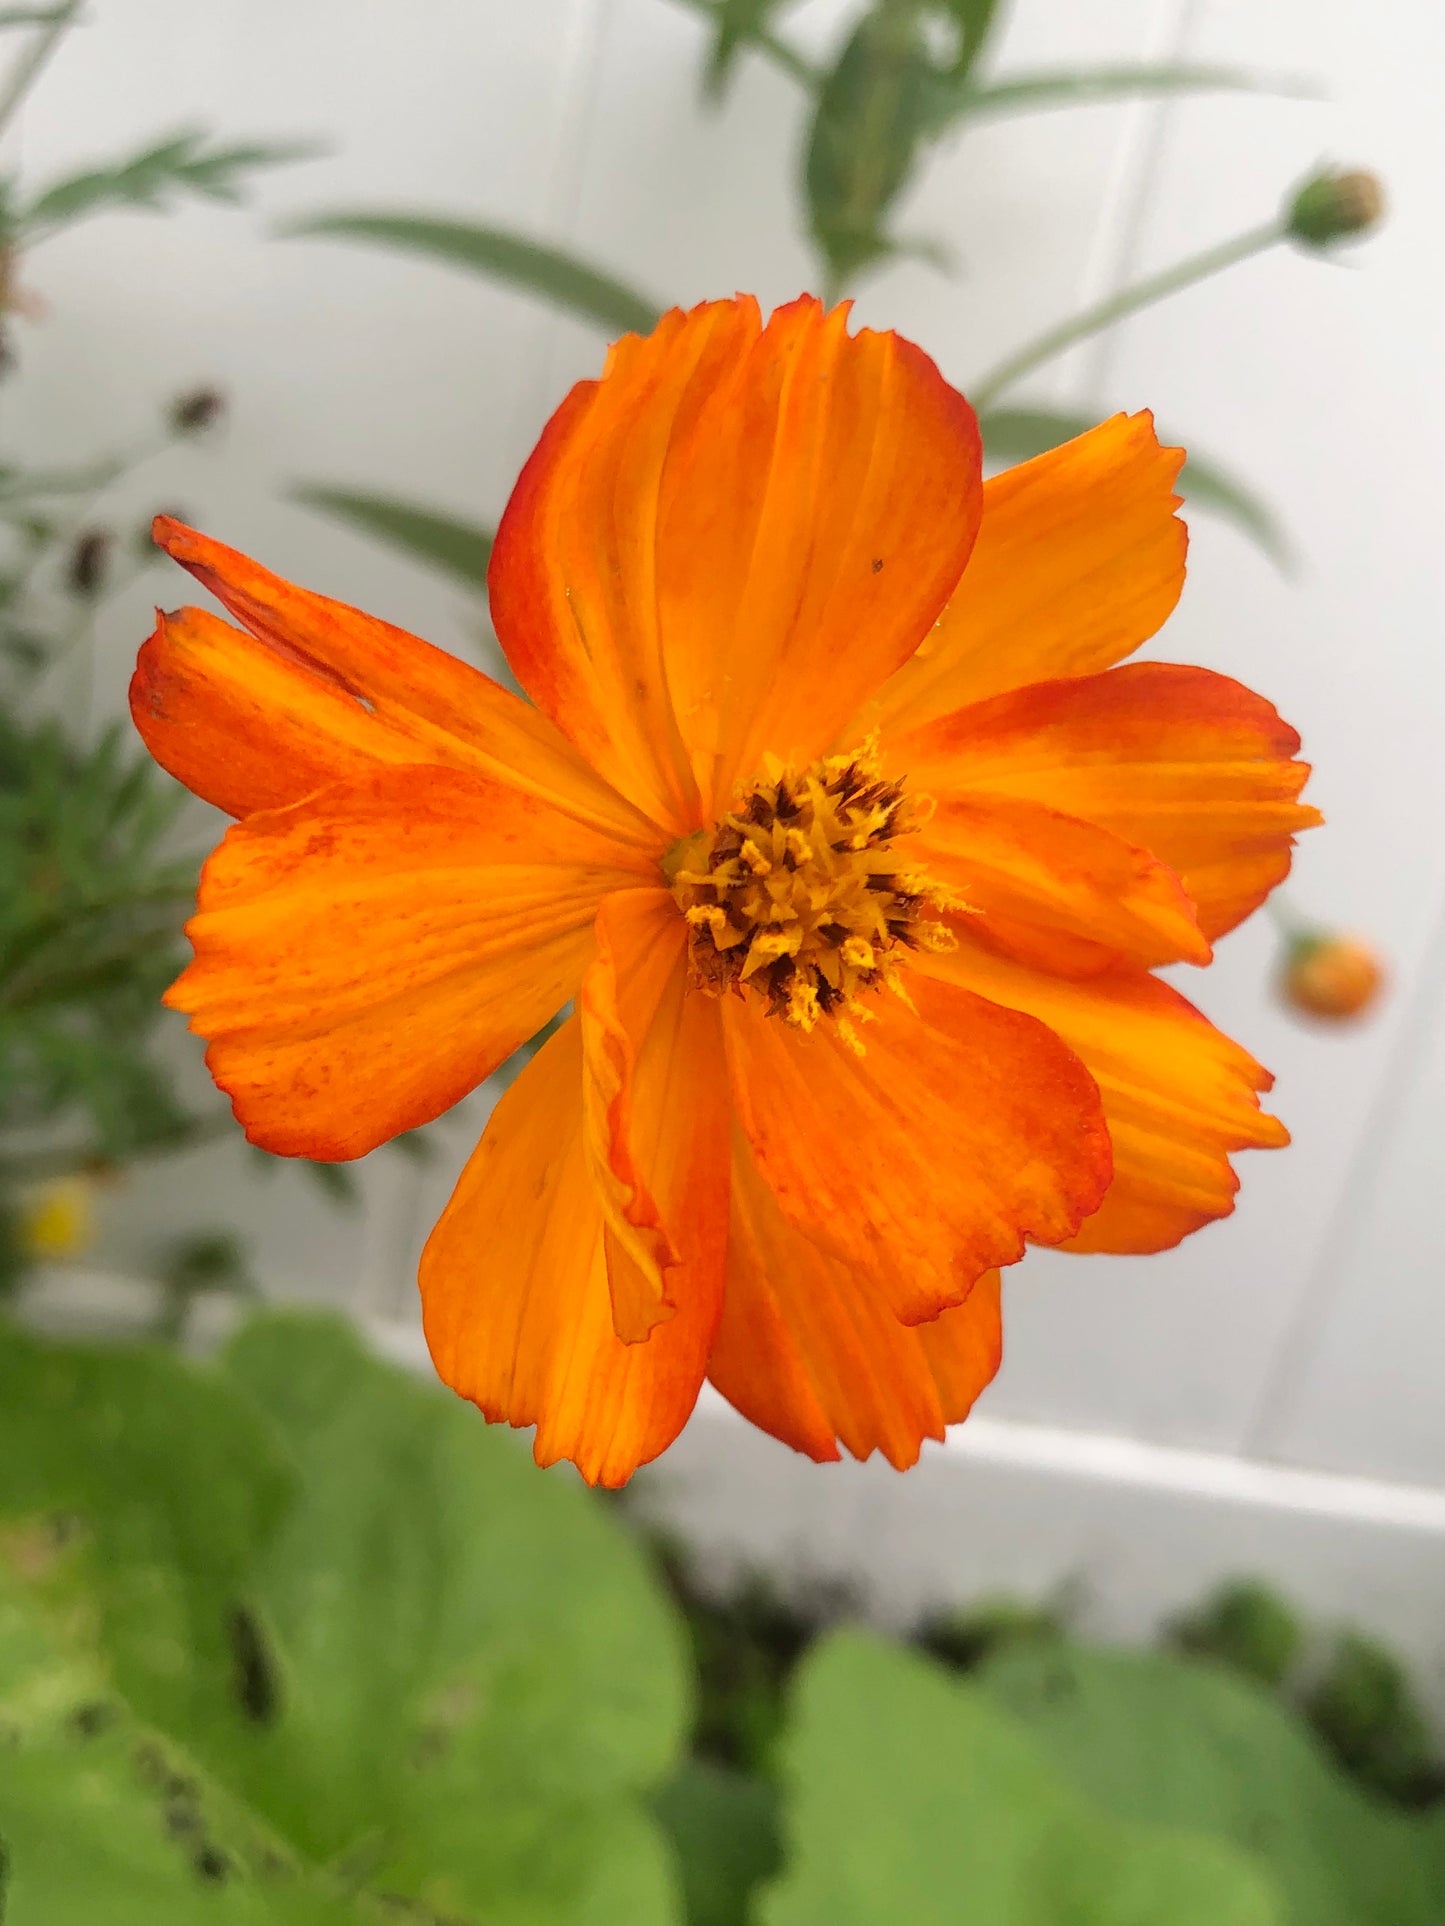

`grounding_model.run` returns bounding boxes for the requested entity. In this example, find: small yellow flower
[18,1176,96,1261]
